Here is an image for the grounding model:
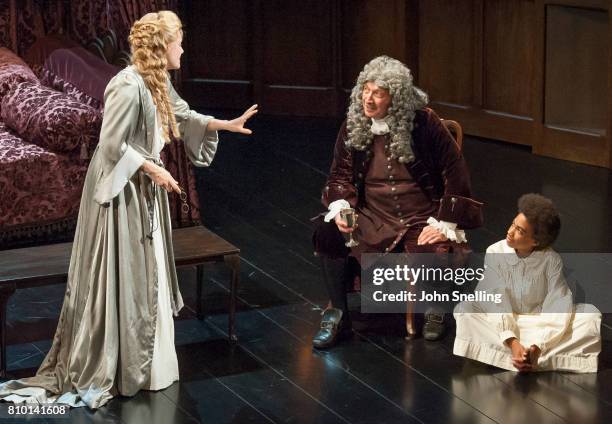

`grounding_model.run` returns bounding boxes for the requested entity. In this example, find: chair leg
[196,265,204,320]
[405,282,418,339]
[405,307,417,338]
[224,254,240,343]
